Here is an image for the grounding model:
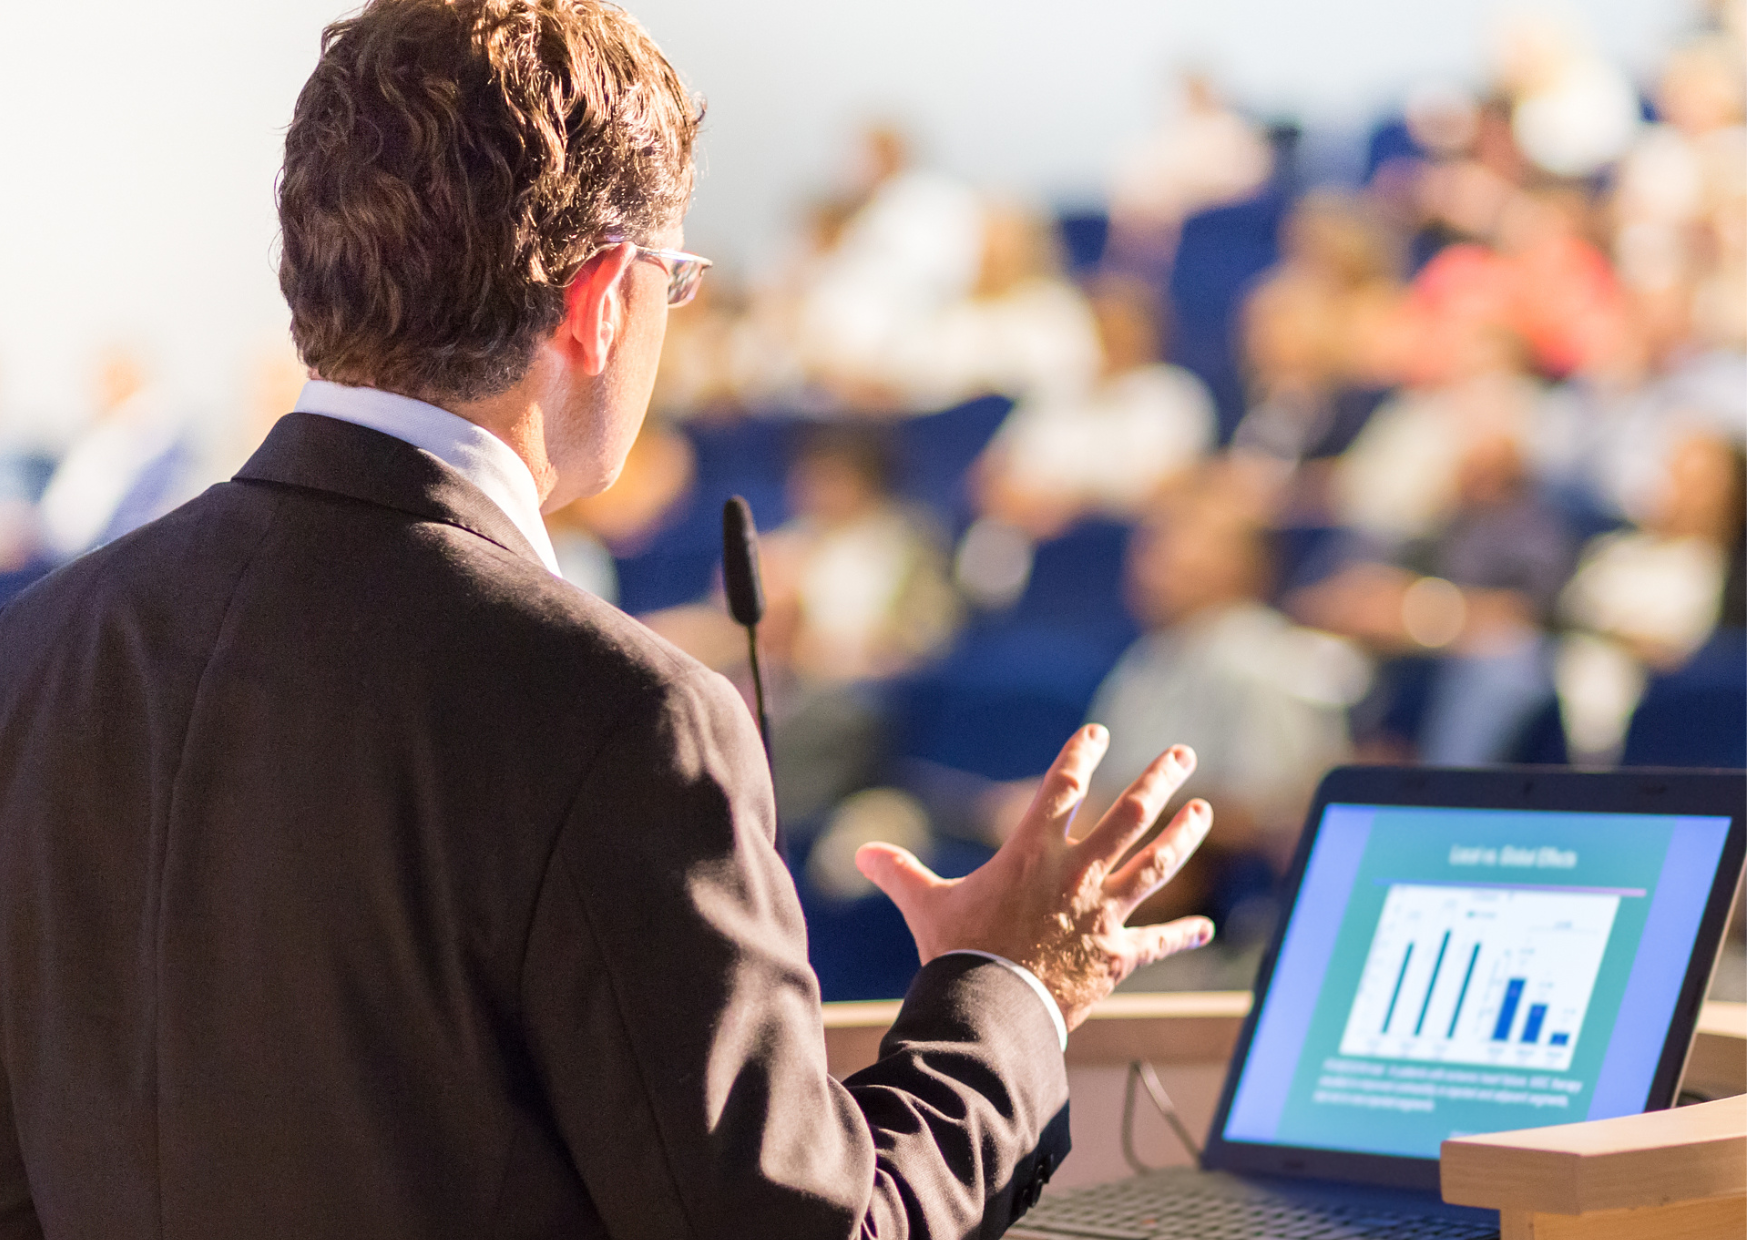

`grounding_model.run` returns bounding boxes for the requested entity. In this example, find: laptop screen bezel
[1199,765,1746,1194]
